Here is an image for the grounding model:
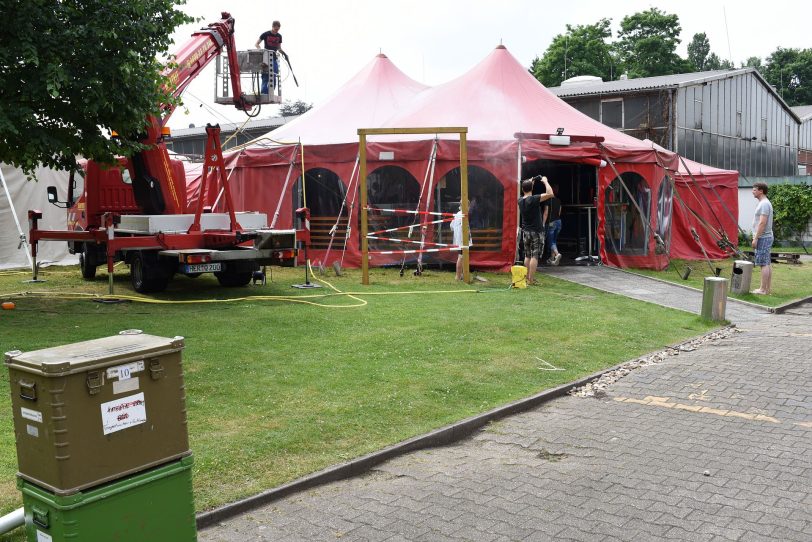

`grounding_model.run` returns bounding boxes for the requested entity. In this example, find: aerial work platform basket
[216,49,283,105]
